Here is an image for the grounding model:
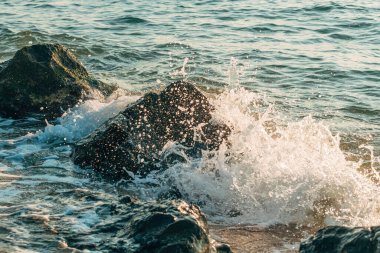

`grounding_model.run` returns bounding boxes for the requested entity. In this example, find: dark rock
[215,243,233,253]
[0,44,117,118]
[300,226,380,253]
[73,81,230,180]
[66,198,217,253]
